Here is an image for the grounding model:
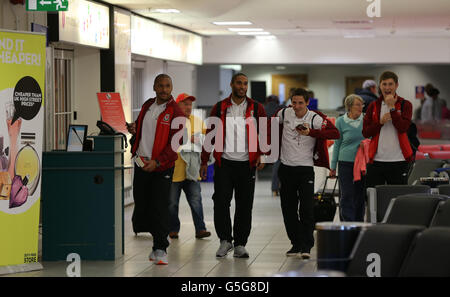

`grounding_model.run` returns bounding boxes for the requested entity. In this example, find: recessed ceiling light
[213,21,253,26]
[237,31,270,35]
[220,65,242,71]
[151,9,180,13]
[343,33,375,38]
[256,35,276,40]
[228,28,263,32]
